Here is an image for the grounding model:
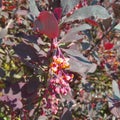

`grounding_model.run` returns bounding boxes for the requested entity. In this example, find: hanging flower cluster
[49,45,74,96]
[43,40,74,114]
